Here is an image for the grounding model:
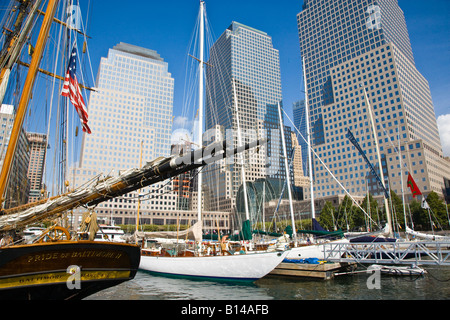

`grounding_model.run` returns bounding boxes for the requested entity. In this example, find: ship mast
[197,0,205,223]
[0,0,60,205]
